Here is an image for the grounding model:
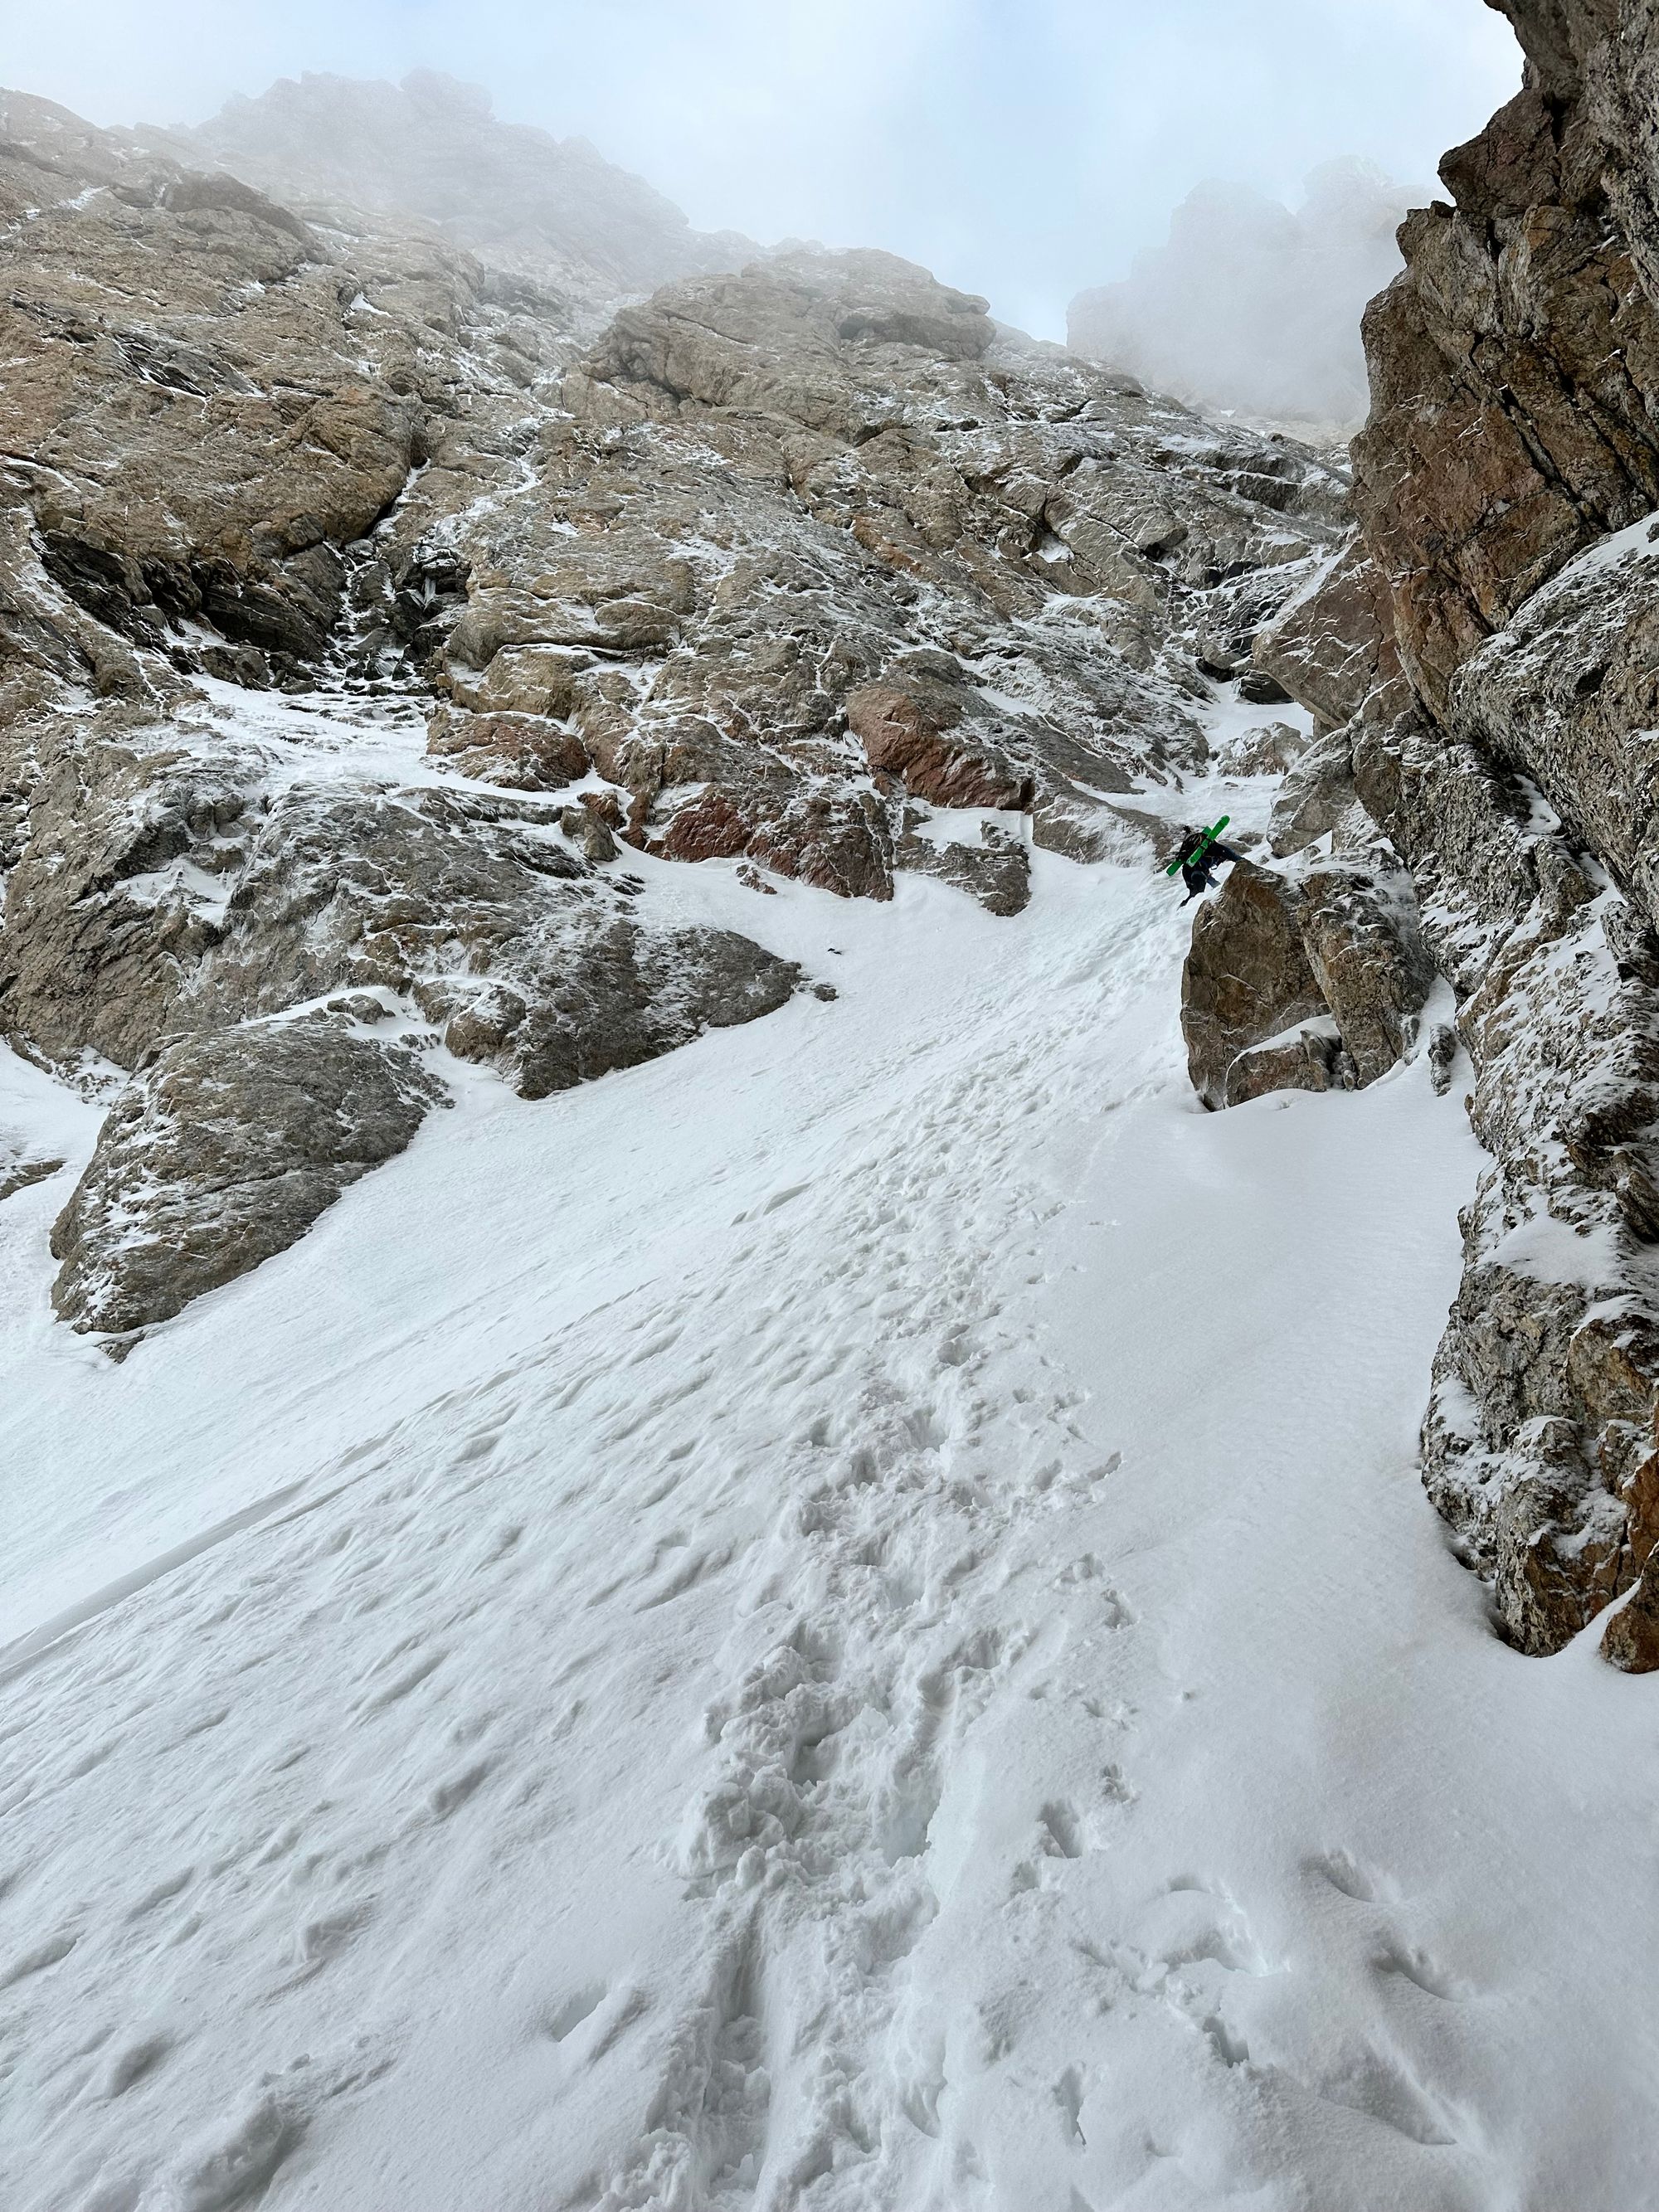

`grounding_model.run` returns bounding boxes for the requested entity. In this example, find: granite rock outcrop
[1191,0,1659,1666]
